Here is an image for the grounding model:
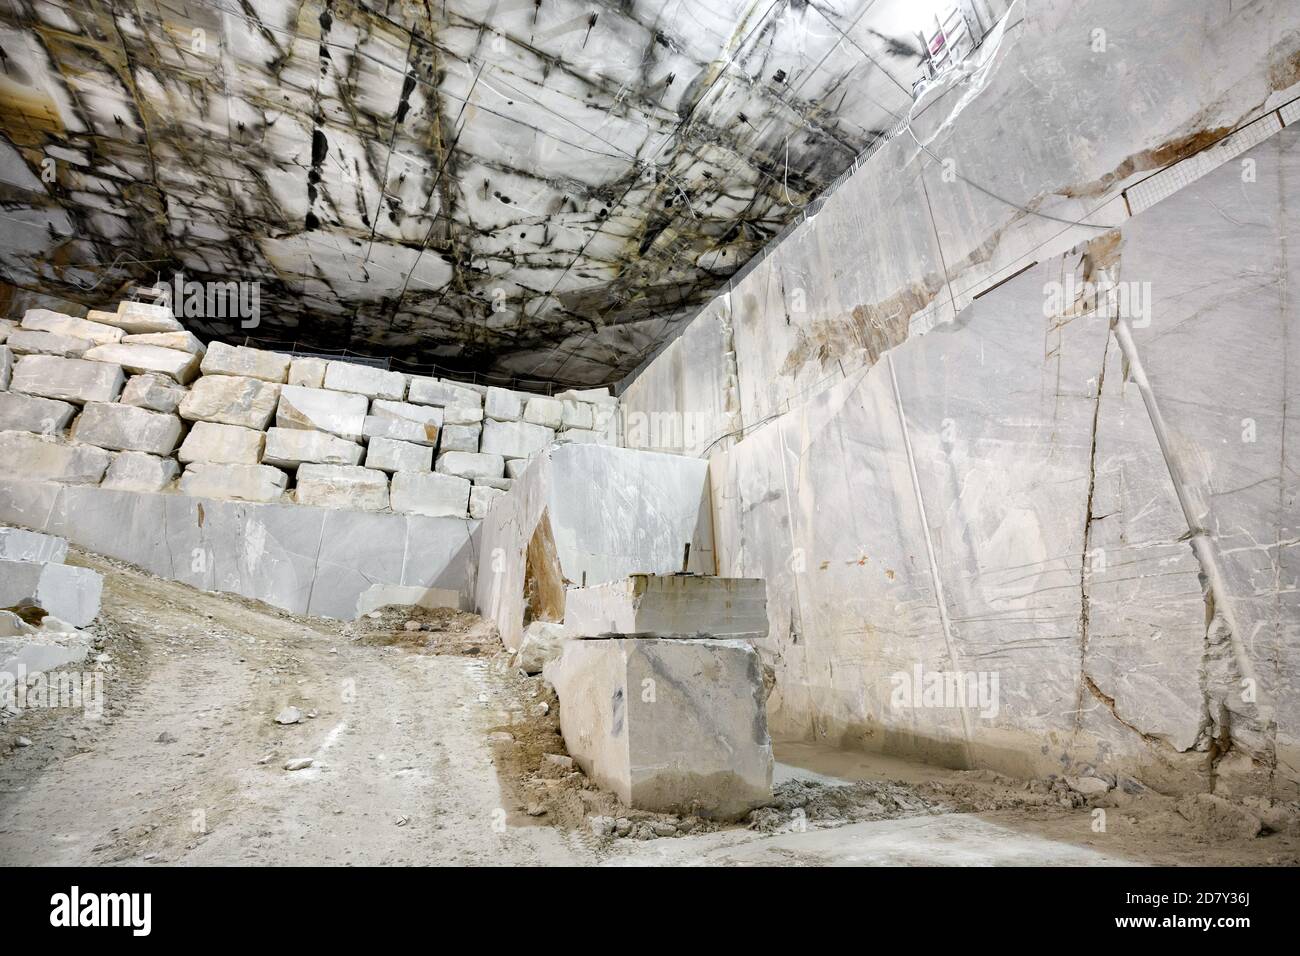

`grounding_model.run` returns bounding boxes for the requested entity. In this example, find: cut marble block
[442,403,484,426]
[365,436,432,473]
[0,527,68,563]
[323,360,406,400]
[0,623,92,677]
[0,432,111,484]
[70,402,182,455]
[362,414,437,446]
[0,558,103,627]
[504,458,530,479]
[523,395,563,429]
[120,373,187,413]
[200,341,290,383]
[407,376,481,409]
[105,300,183,333]
[480,418,553,458]
[554,428,602,444]
[554,387,614,404]
[564,575,768,640]
[101,451,180,492]
[473,476,512,491]
[469,484,505,519]
[370,399,444,429]
[390,470,469,518]
[484,386,522,421]
[177,421,265,464]
[7,329,92,357]
[179,462,287,502]
[121,330,205,354]
[436,450,504,480]
[475,444,714,650]
[20,308,123,345]
[287,356,327,388]
[262,427,362,468]
[544,638,772,819]
[179,374,279,429]
[438,423,480,453]
[560,400,593,430]
[0,392,76,434]
[10,355,124,404]
[0,480,476,621]
[355,583,460,616]
[0,345,10,389]
[294,464,389,511]
[275,384,366,440]
[83,343,200,383]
